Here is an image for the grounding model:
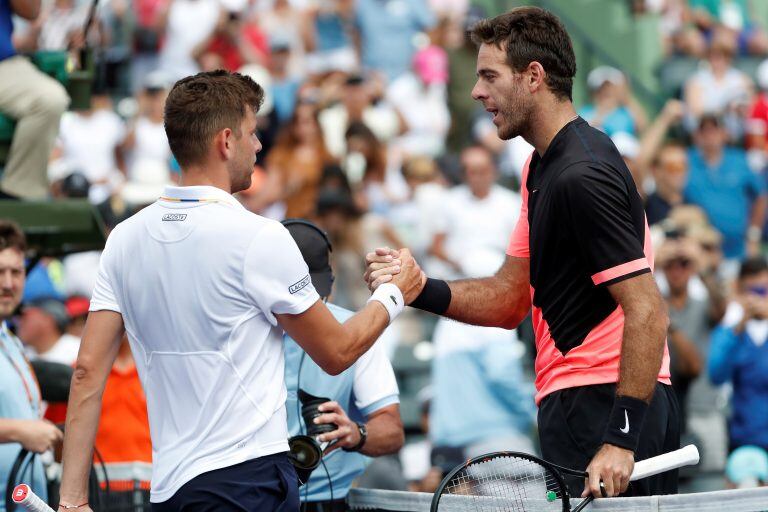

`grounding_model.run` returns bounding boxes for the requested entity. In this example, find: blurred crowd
[4,0,768,503]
